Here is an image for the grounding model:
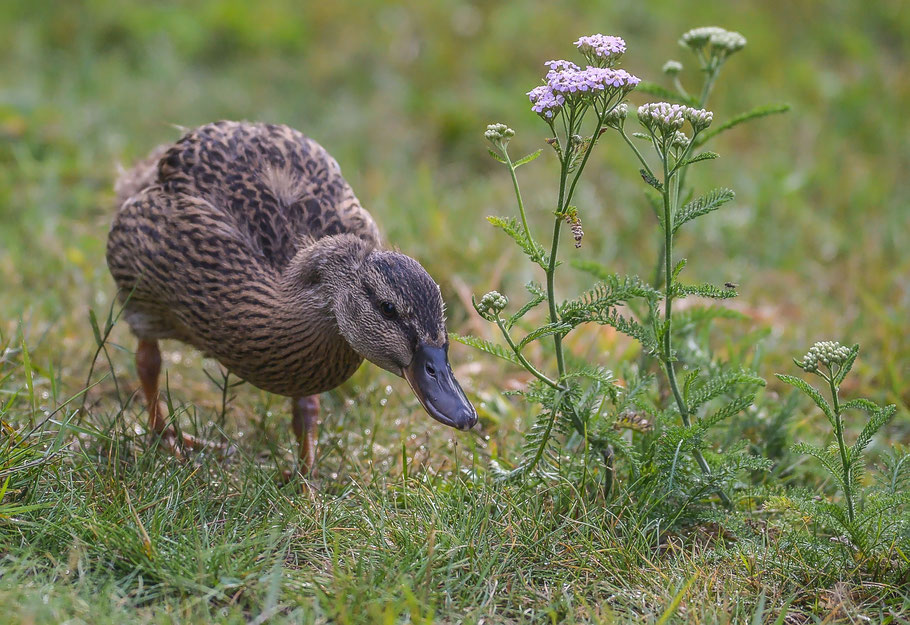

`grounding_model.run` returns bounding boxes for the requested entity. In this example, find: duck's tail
[114,144,169,208]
